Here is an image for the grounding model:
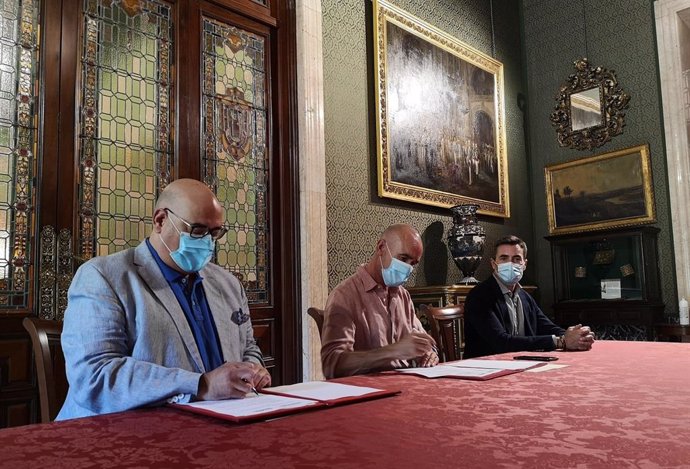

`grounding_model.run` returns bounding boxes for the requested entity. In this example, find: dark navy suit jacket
[464,276,565,358]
